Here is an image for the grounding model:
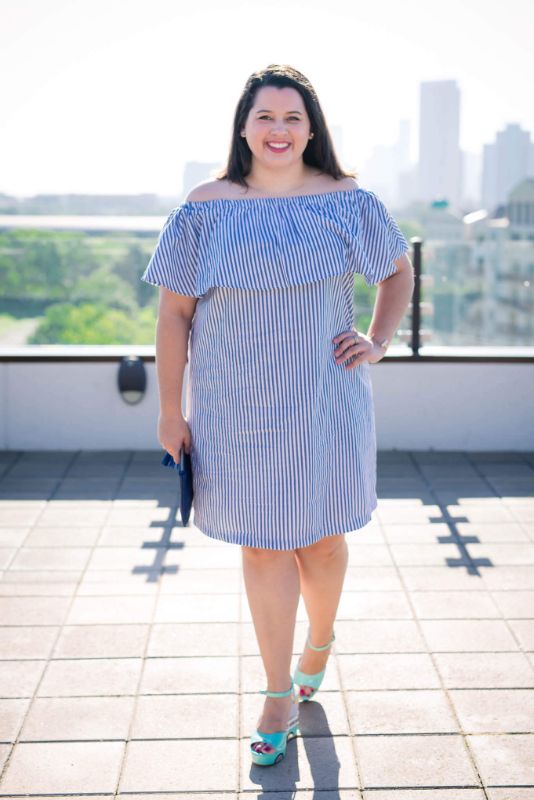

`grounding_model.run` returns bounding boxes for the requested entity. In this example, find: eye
[258,115,301,121]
